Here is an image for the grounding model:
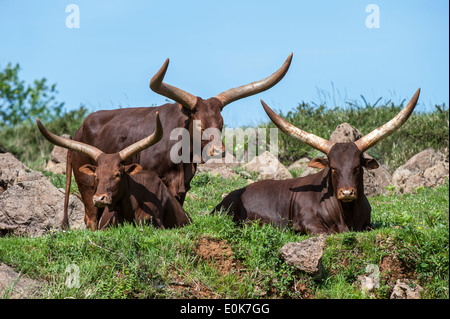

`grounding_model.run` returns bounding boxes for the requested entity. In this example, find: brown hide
[97,167,191,230]
[213,144,376,234]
